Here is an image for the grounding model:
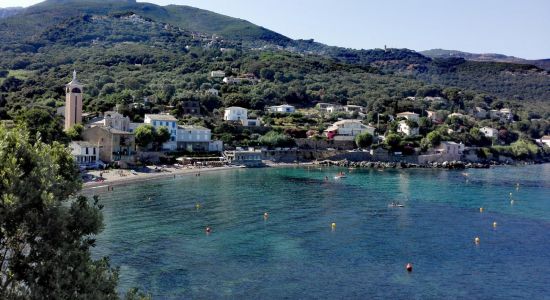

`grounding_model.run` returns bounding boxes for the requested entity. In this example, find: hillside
[421,49,550,71]
[0,7,24,19]
[0,0,549,122]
